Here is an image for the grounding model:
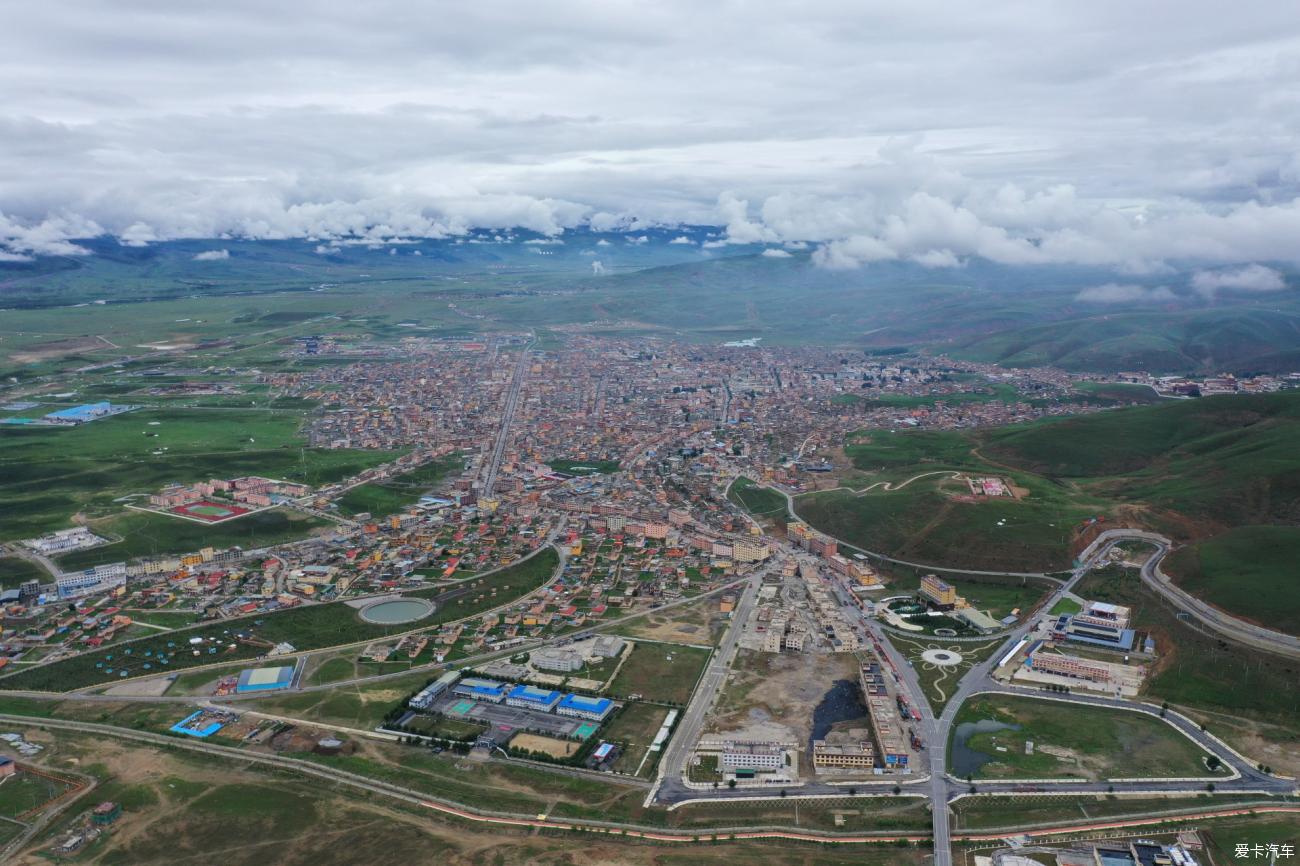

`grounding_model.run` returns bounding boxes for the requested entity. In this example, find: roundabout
[921,648,963,666]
